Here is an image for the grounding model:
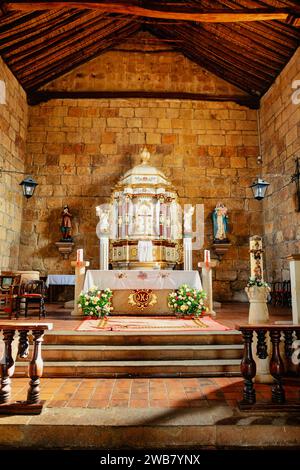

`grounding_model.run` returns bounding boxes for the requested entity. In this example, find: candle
[204,249,210,268]
[77,249,83,263]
